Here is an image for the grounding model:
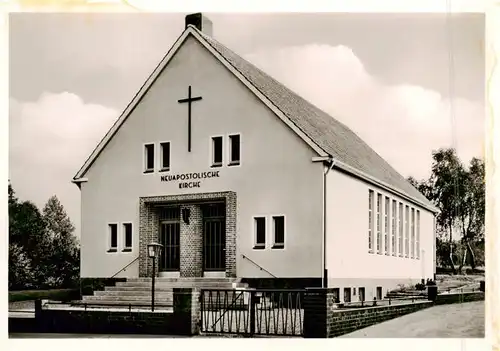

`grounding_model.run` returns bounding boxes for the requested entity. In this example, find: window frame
[159,141,171,172]
[271,215,286,249]
[416,210,421,259]
[143,143,155,173]
[384,196,390,256]
[228,133,241,166]
[376,193,382,254]
[253,216,266,250]
[391,200,397,256]
[398,202,404,257]
[107,223,118,253]
[411,208,415,259]
[368,190,374,253]
[122,222,133,252]
[405,205,410,258]
[210,135,224,168]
